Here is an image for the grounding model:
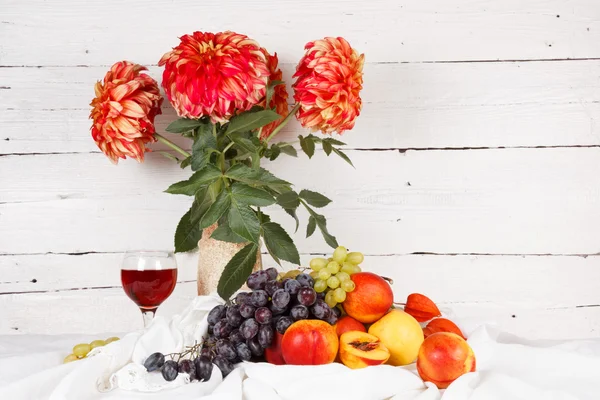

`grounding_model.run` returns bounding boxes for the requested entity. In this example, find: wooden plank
[1,0,599,66]
[2,61,600,154]
[2,148,600,255]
